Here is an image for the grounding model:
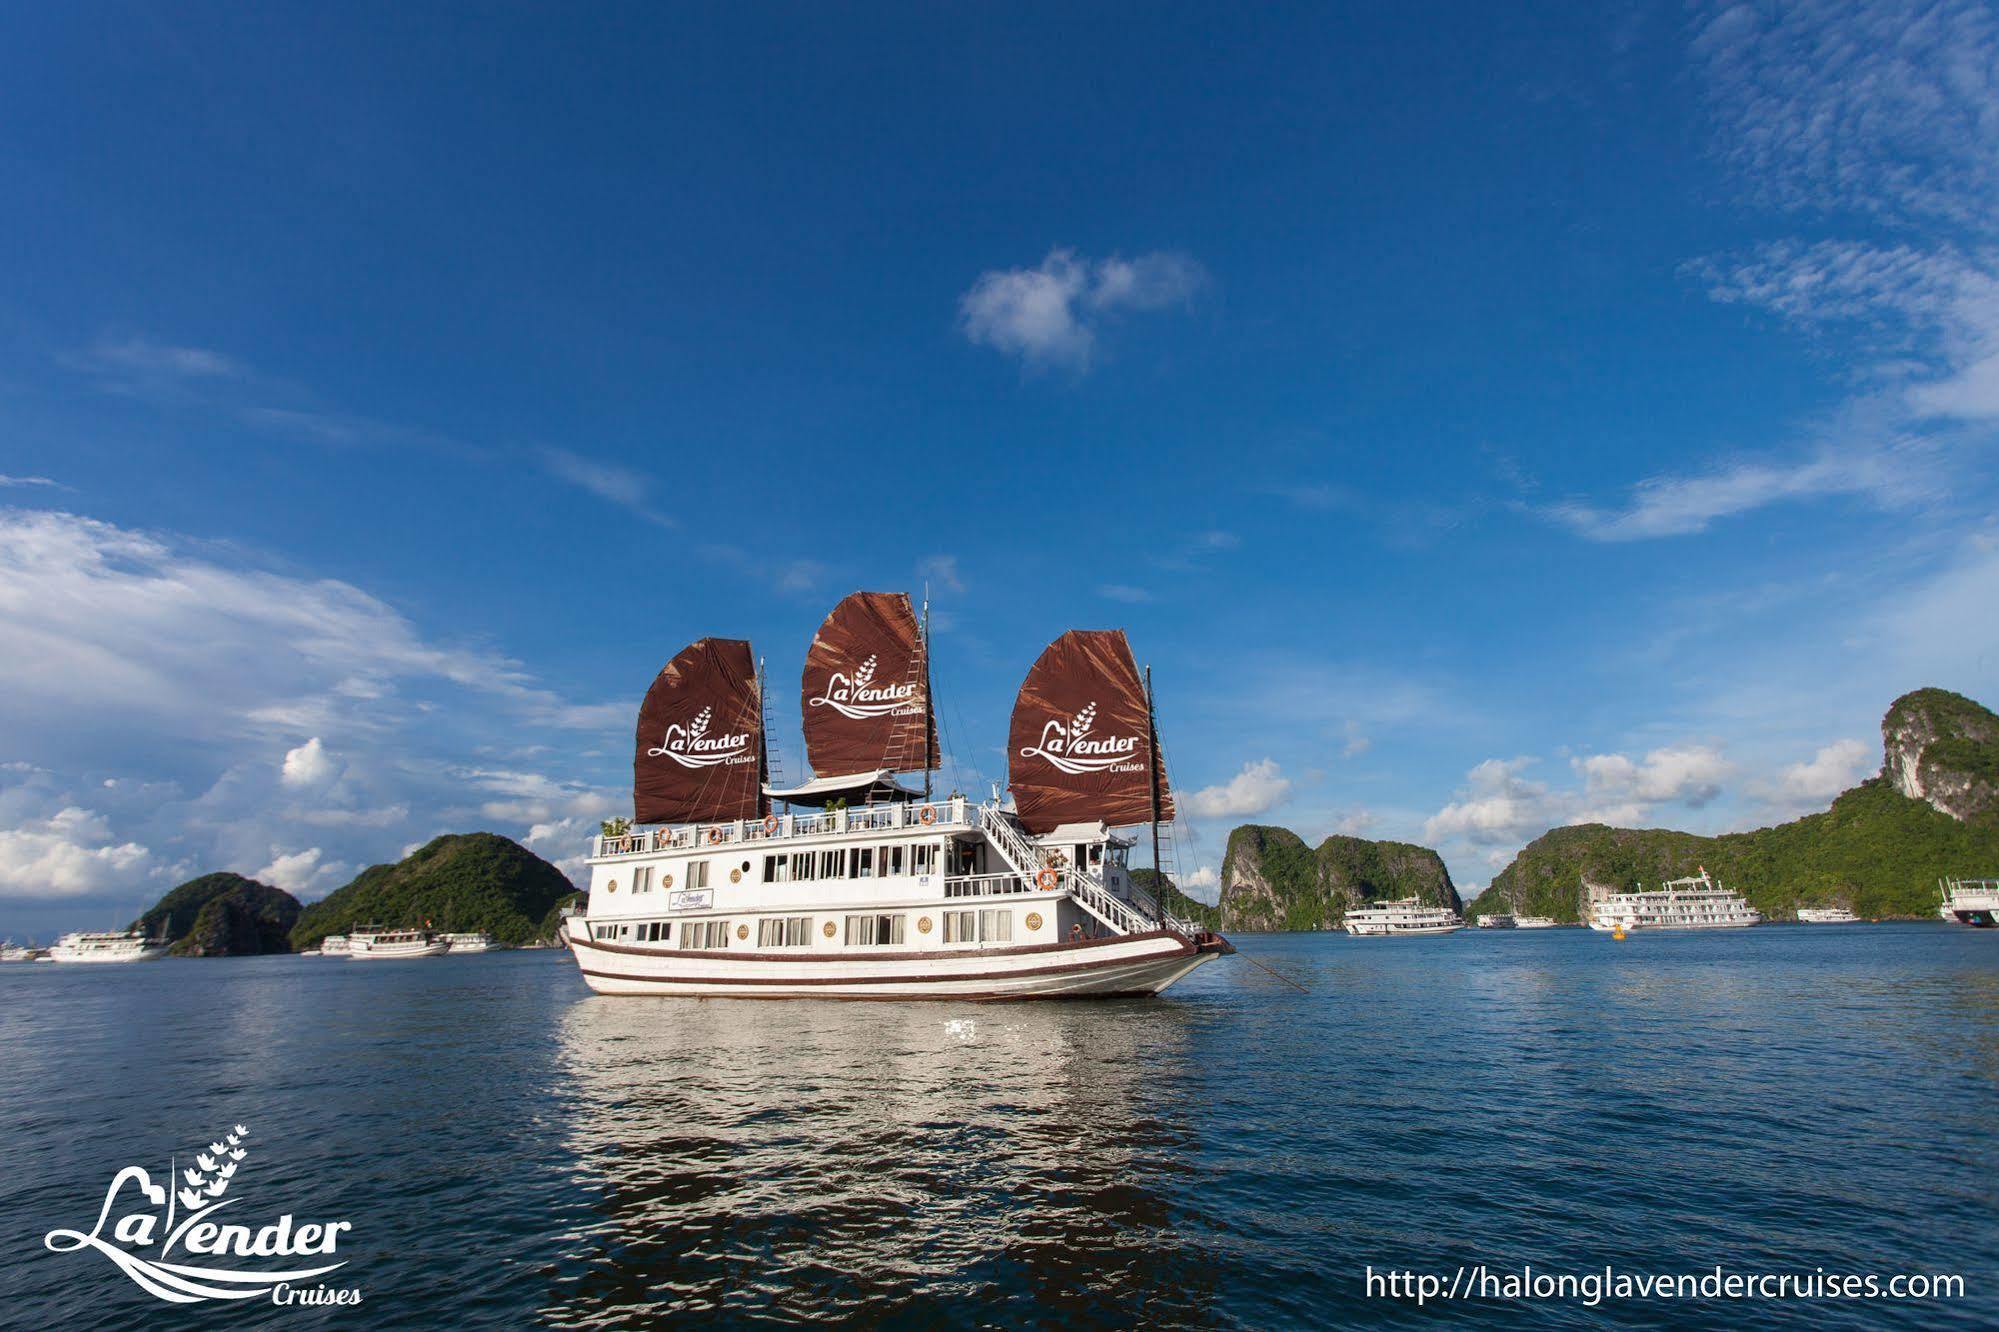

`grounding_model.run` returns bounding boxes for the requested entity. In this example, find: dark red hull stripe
[570,927,1189,965]
[574,943,1197,988]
